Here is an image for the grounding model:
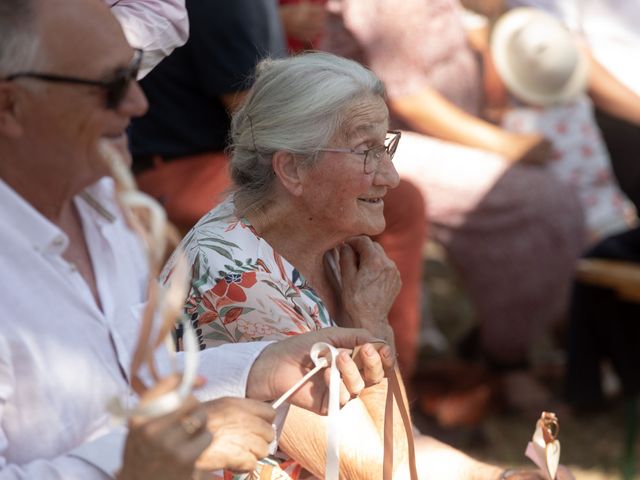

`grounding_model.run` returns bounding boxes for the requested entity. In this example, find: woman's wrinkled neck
[245,195,343,283]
